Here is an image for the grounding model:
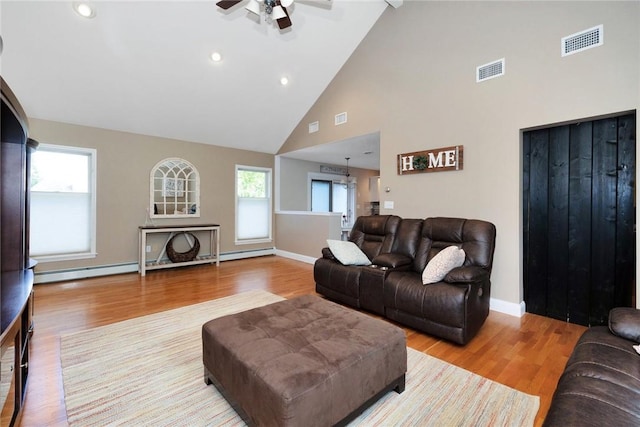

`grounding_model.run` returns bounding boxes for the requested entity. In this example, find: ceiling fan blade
[216,0,243,10]
[276,2,292,29]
